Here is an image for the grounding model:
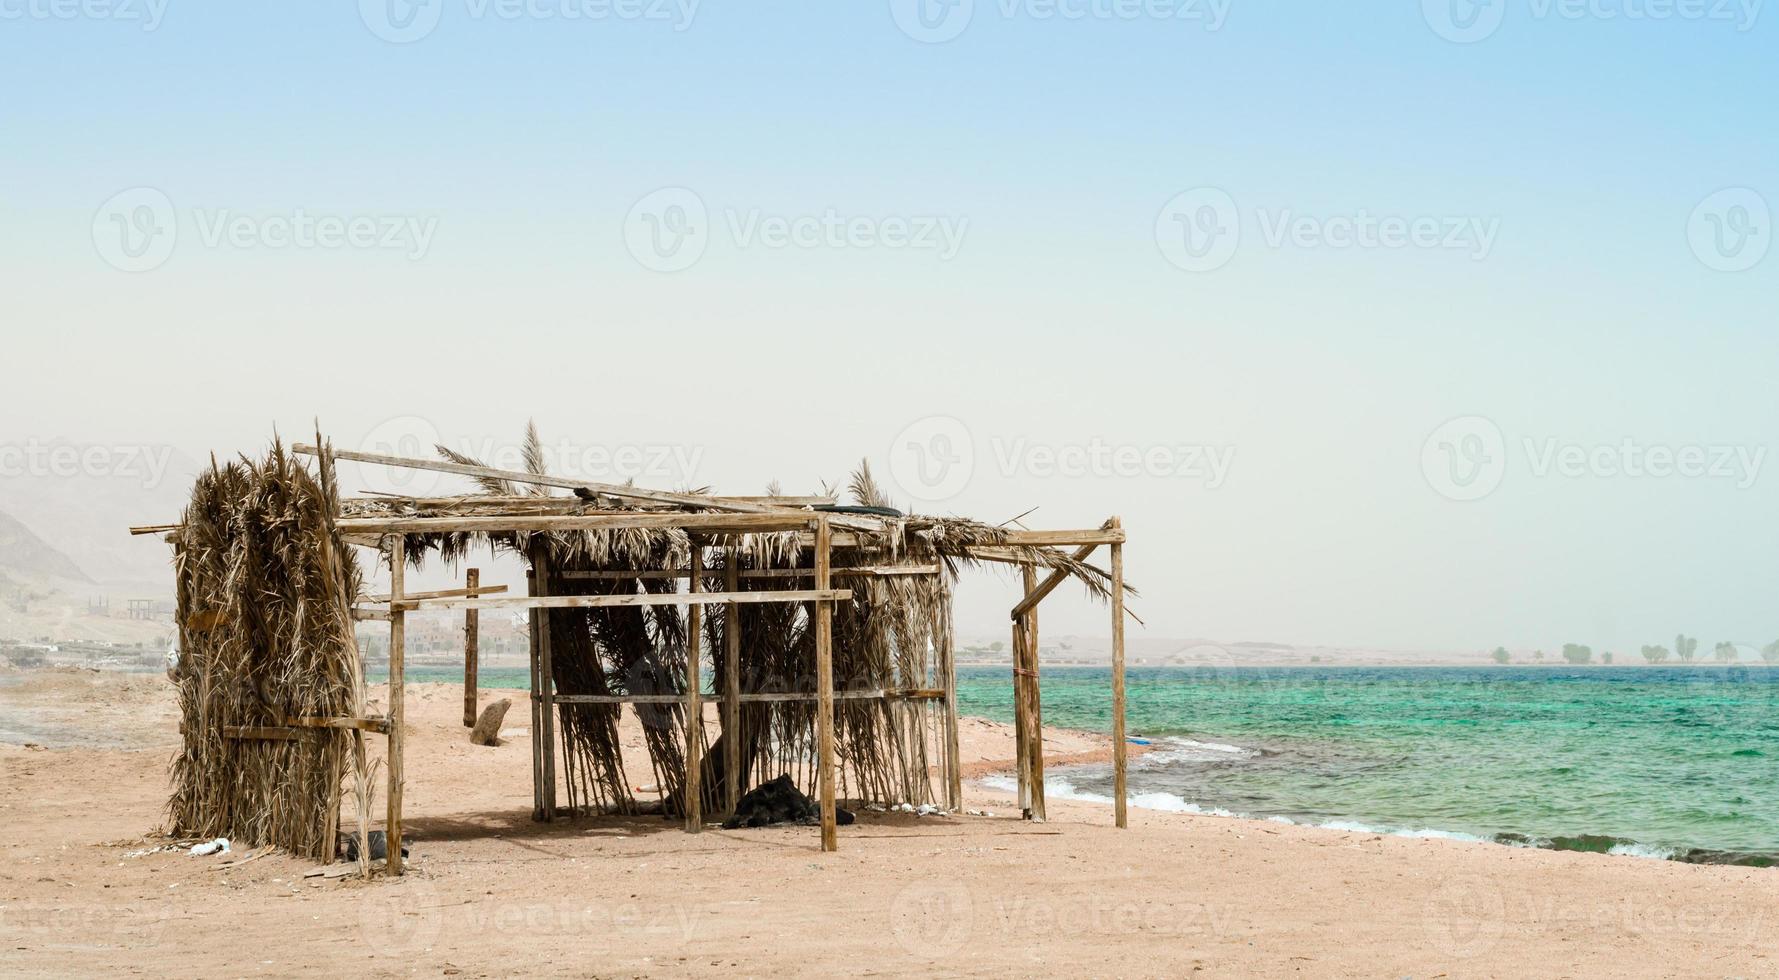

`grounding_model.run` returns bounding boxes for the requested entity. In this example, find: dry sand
[2,670,1774,978]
